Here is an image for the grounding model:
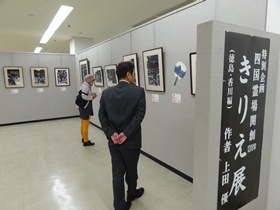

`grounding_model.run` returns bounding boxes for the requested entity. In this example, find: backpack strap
[79,89,88,95]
